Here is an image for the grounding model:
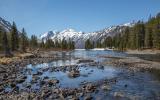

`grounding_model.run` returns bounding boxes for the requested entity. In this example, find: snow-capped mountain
[40,22,135,48]
[0,17,12,32]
